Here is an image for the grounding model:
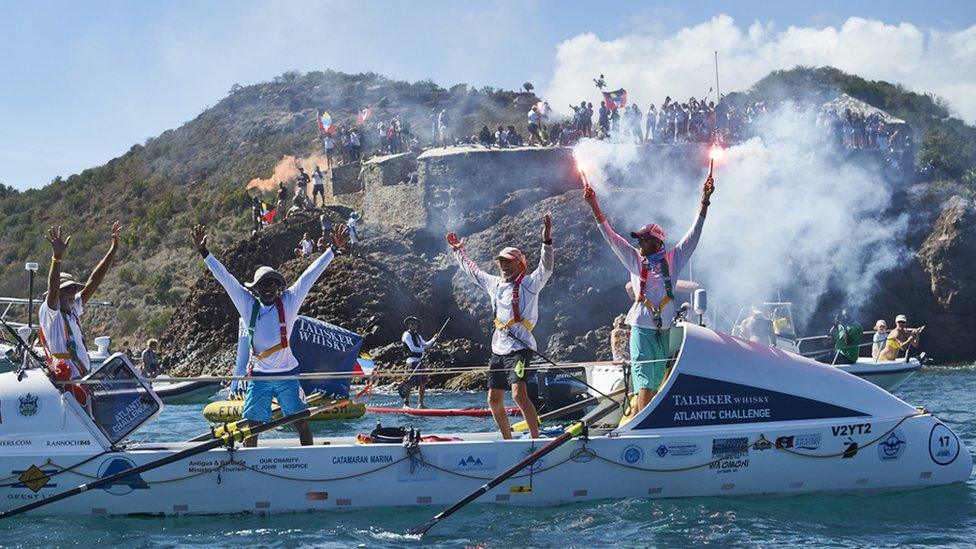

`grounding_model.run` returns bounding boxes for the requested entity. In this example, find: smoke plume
[573,105,909,329]
[246,153,331,193]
